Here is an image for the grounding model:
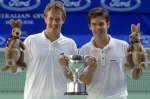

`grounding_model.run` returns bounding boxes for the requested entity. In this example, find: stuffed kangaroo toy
[0,19,26,73]
[125,23,147,79]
